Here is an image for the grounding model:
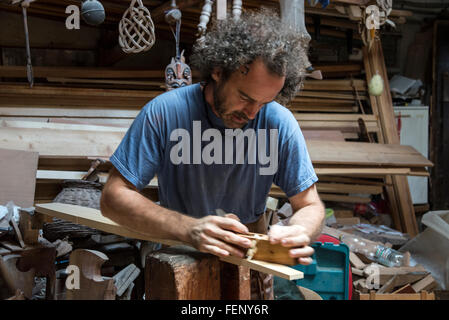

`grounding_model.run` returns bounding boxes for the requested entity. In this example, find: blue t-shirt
[110,83,317,224]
